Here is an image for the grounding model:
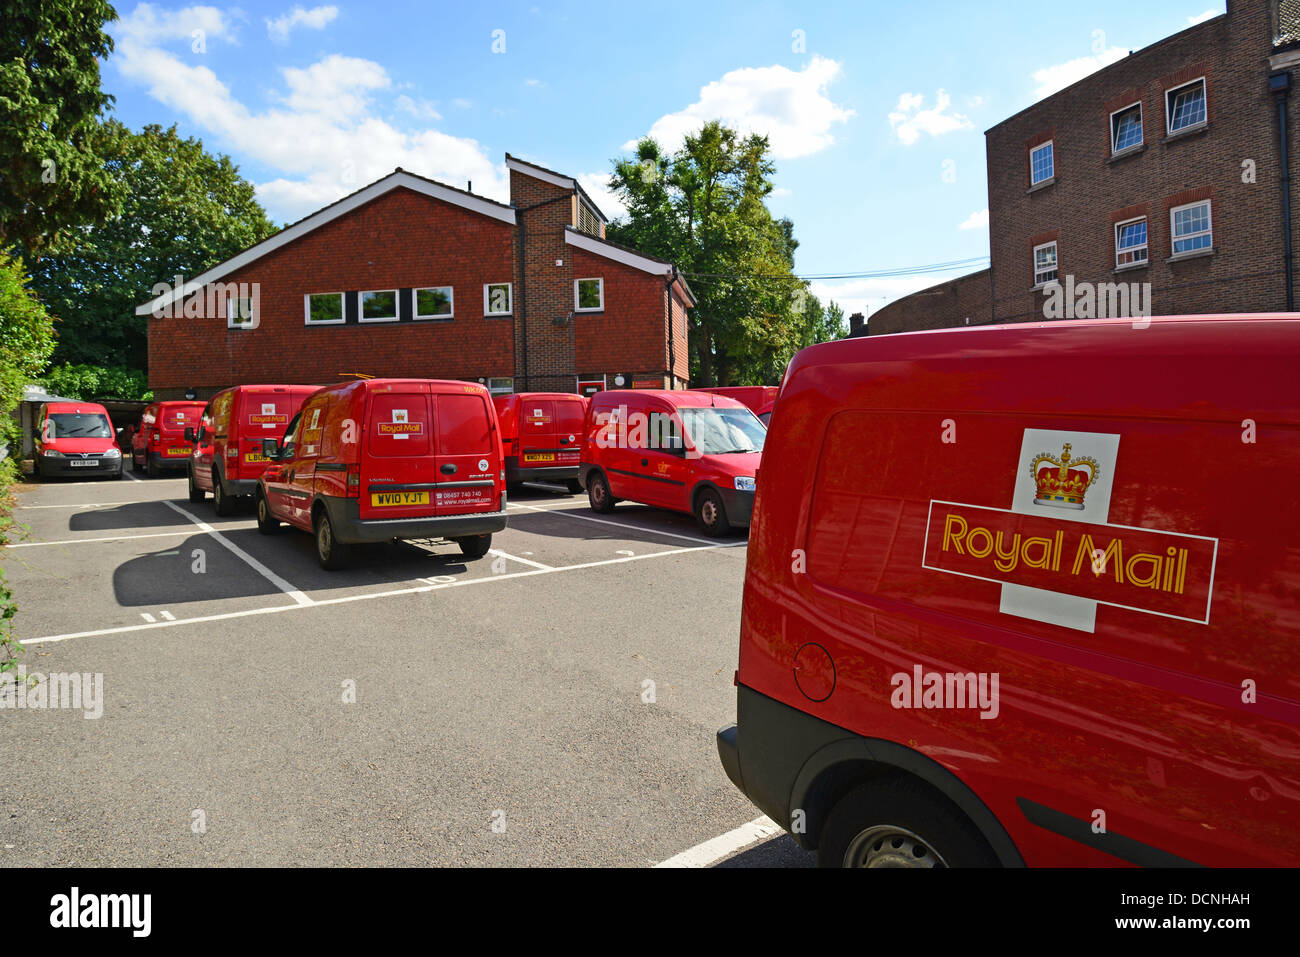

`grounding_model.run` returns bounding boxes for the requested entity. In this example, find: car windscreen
[47,413,112,438]
[679,407,766,455]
